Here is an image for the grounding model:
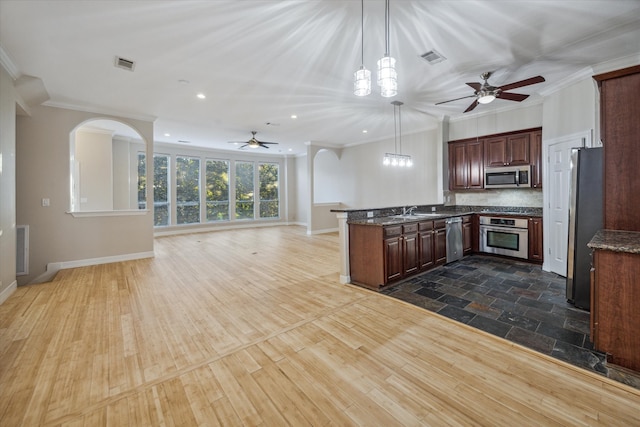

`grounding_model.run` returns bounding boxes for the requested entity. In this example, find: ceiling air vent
[420,49,446,65]
[114,56,136,71]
